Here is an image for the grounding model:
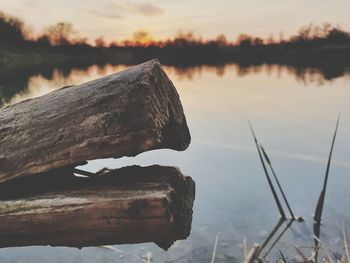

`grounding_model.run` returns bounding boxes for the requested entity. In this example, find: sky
[1,0,350,43]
